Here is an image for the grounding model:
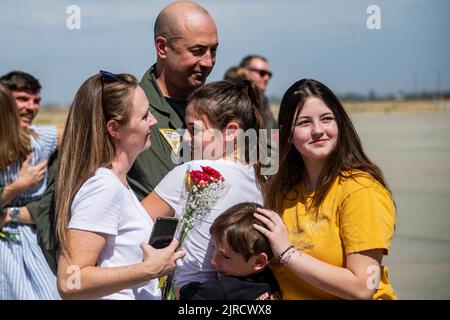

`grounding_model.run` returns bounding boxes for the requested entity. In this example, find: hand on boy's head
[253,208,291,257]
